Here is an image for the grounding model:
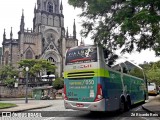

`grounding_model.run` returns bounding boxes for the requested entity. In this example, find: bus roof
[112,60,143,71]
